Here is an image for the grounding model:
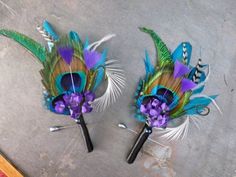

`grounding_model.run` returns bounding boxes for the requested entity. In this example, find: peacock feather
[133,27,221,140]
[127,27,221,164]
[0,20,125,118]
